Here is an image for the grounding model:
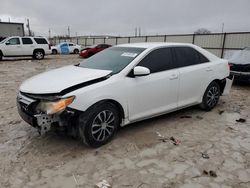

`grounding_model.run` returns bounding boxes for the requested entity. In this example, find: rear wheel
[52,49,58,55]
[74,49,79,54]
[33,50,45,60]
[78,102,119,148]
[200,81,220,111]
[0,51,2,60]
